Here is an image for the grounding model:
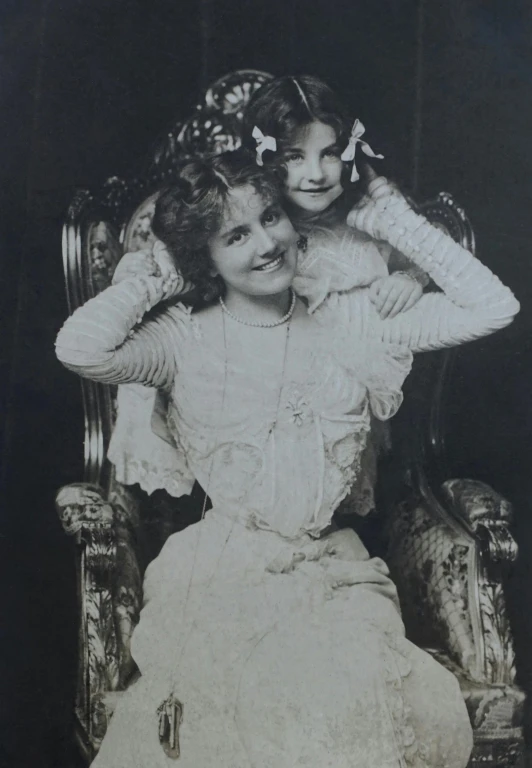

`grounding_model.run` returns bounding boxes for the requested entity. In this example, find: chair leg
[524,696,532,766]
